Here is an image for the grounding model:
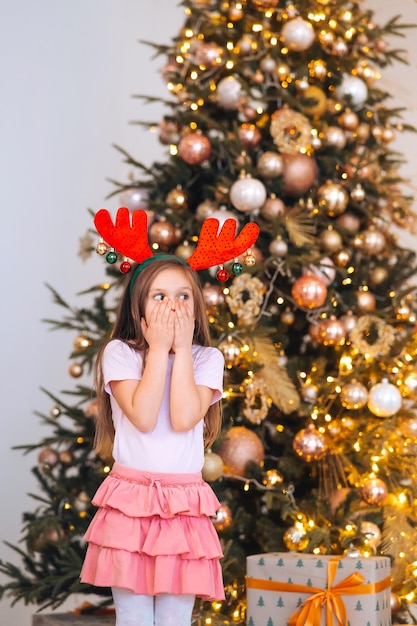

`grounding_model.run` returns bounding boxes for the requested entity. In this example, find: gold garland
[270,108,312,154]
[349,315,396,358]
